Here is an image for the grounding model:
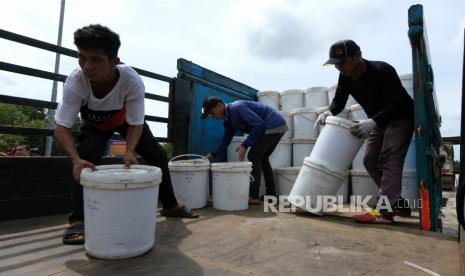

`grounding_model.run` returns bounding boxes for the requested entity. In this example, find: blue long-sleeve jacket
[211,101,286,156]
